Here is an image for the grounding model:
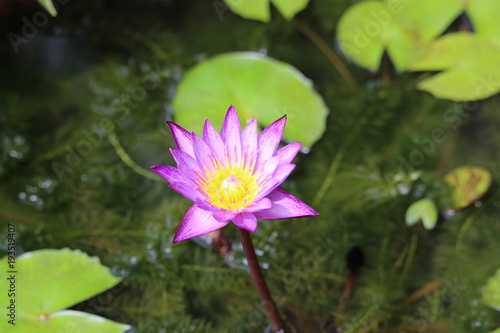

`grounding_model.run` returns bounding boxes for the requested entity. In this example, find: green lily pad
[337,0,462,71]
[0,249,130,332]
[466,0,500,44]
[410,33,500,101]
[443,165,492,210]
[37,0,57,16]
[481,268,500,311]
[223,0,310,22]
[3,310,130,333]
[172,52,329,149]
[405,198,438,230]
